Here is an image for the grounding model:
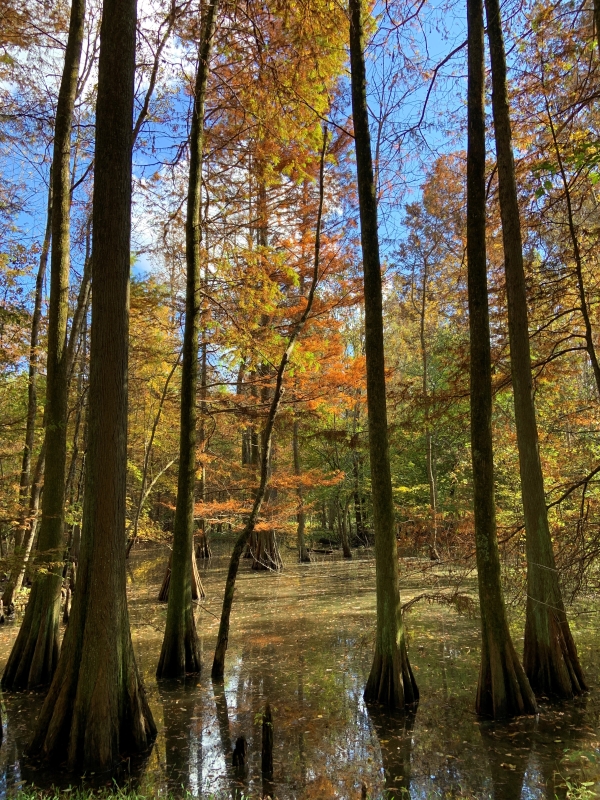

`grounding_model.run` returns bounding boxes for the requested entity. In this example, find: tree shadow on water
[478,696,590,800]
